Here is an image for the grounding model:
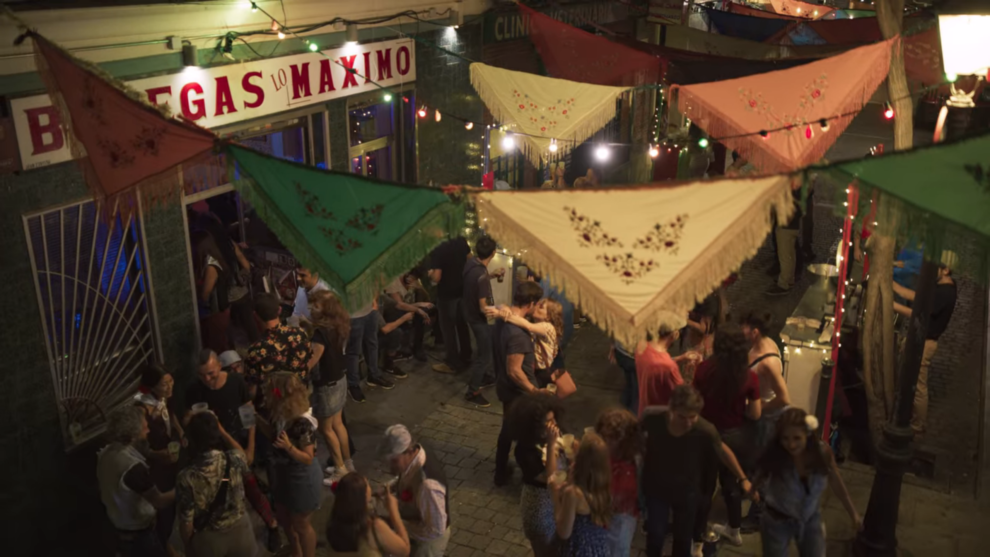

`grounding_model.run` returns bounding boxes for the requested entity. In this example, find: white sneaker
[691,542,704,557]
[345,458,356,473]
[712,524,743,546]
[323,466,335,476]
